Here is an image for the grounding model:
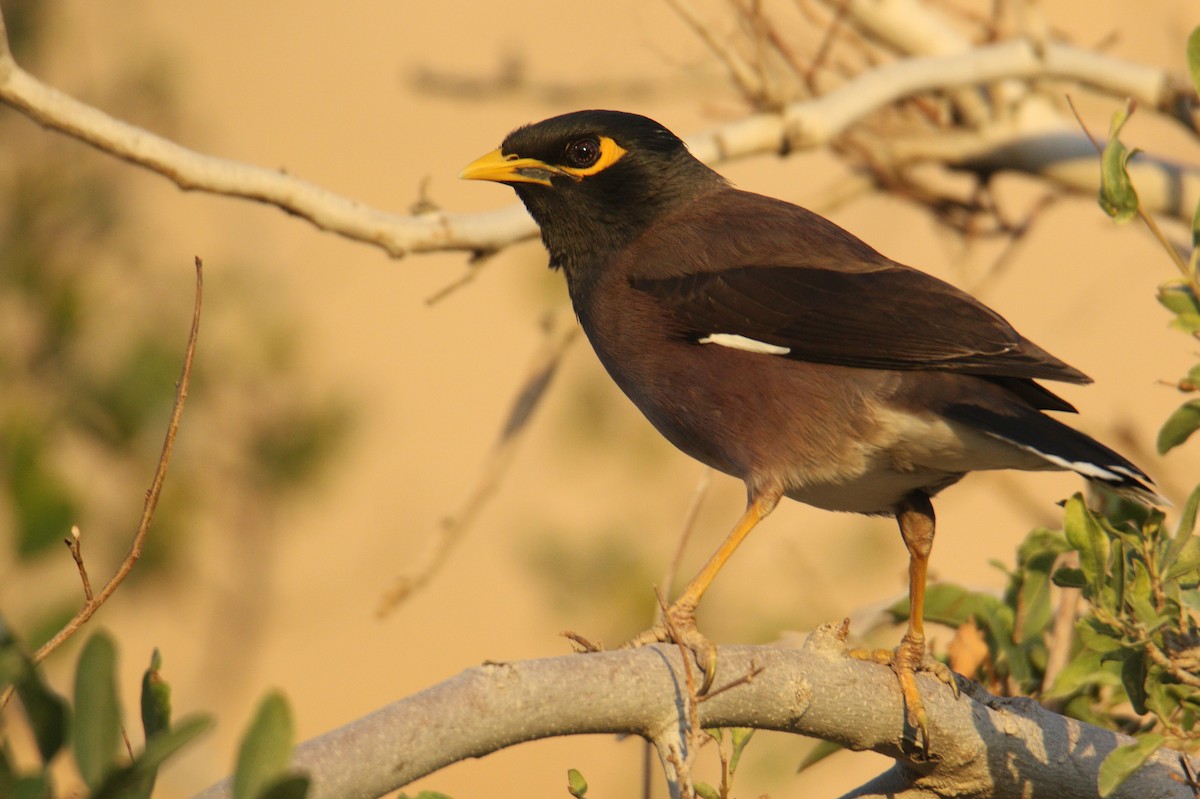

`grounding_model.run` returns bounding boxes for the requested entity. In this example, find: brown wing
[630,262,1089,385]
